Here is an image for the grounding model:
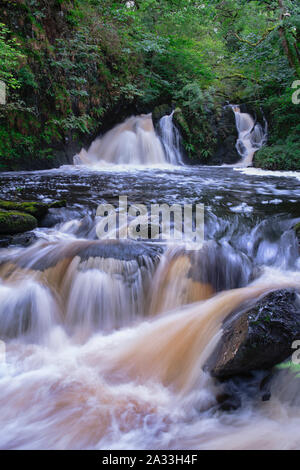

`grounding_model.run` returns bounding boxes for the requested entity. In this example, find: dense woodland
[0,0,299,170]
